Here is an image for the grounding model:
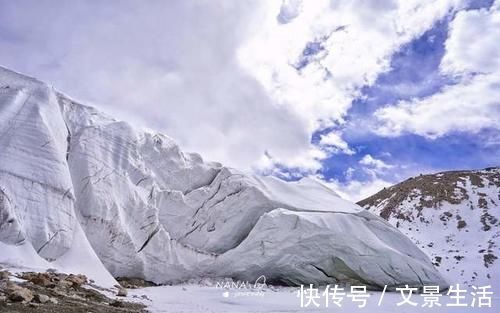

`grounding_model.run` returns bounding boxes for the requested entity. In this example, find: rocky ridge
[359,167,500,287]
